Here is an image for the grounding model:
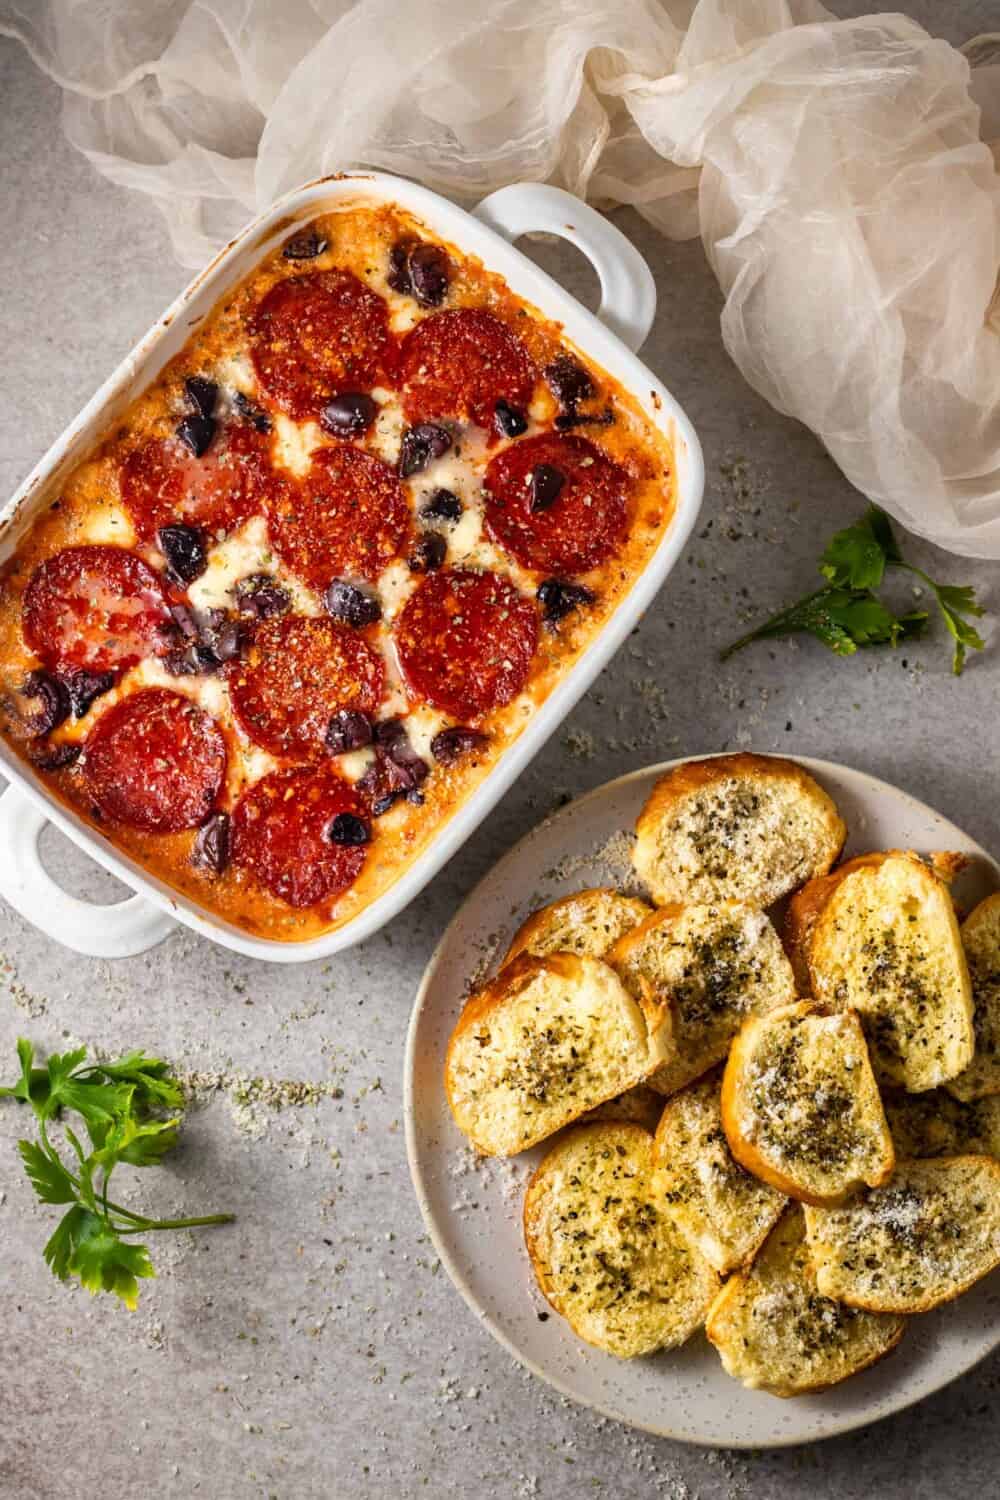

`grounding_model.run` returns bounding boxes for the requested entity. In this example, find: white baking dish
[0,173,703,962]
